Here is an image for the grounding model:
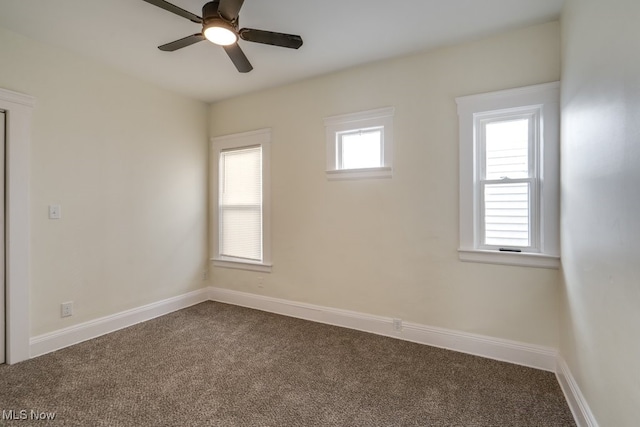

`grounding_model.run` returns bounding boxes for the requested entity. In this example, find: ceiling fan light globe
[204,25,237,46]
